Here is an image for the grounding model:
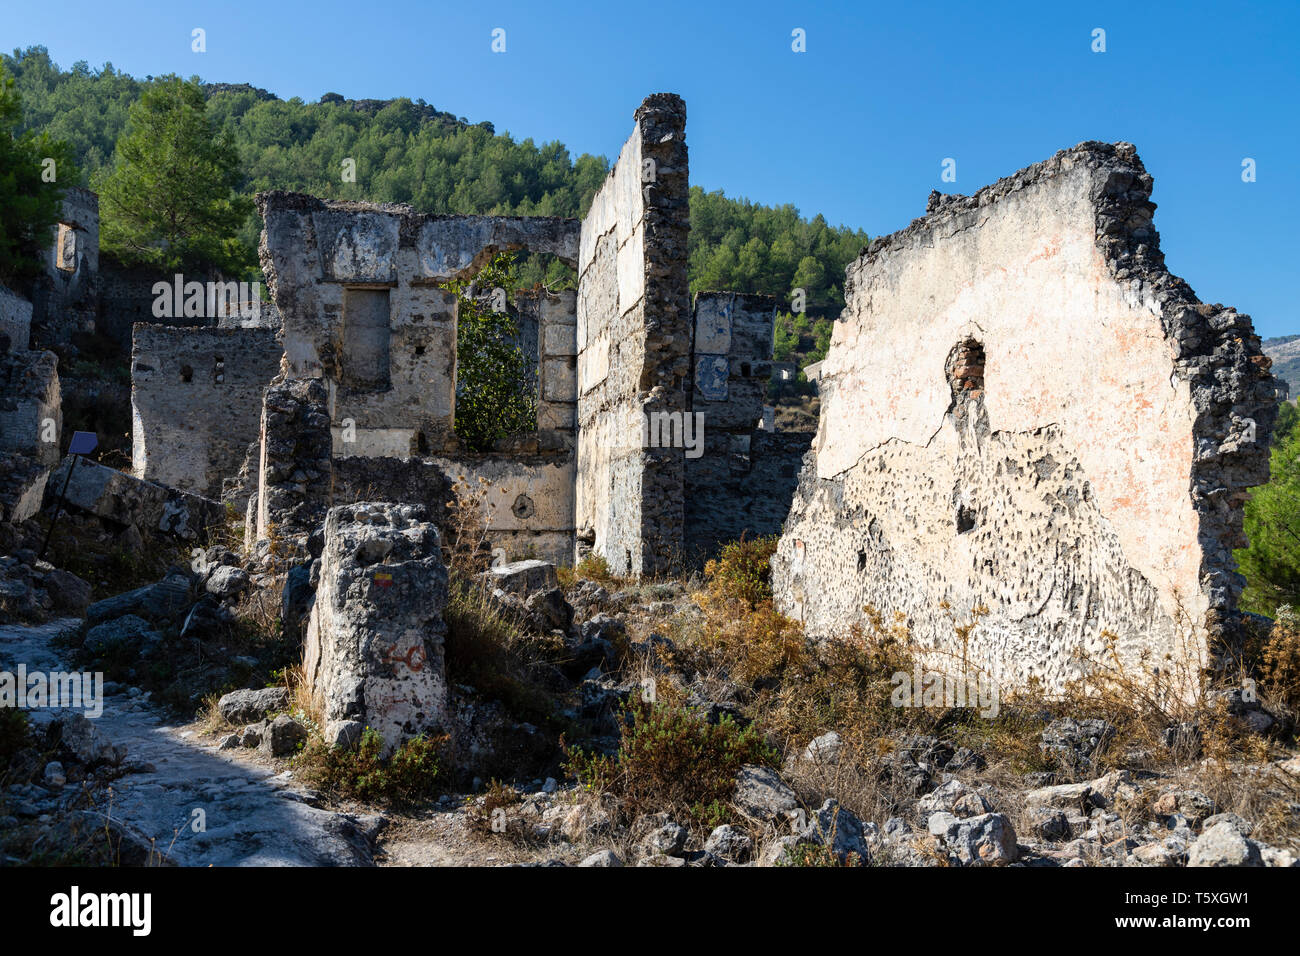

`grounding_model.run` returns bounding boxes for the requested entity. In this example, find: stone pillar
[254,377,332,557]
[303,502,449,752]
